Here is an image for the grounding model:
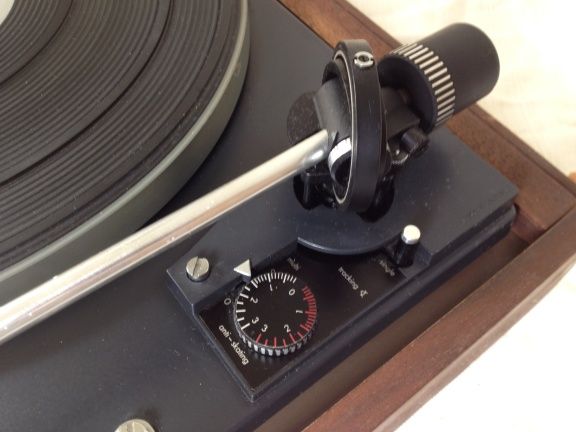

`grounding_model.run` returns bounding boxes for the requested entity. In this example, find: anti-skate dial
[233,271,317,357]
